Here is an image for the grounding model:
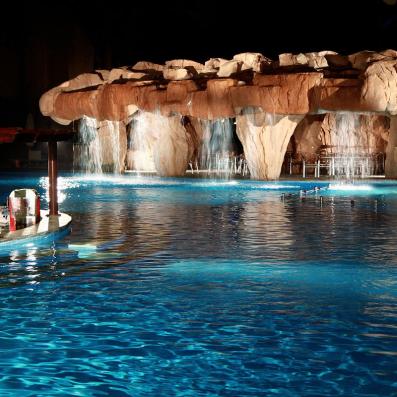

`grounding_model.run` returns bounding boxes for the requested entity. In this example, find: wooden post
[48,140,58,216]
